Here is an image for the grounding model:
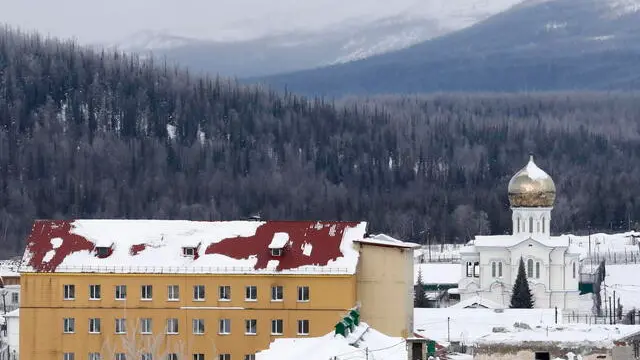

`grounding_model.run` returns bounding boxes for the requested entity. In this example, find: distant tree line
[2,27,640,257]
